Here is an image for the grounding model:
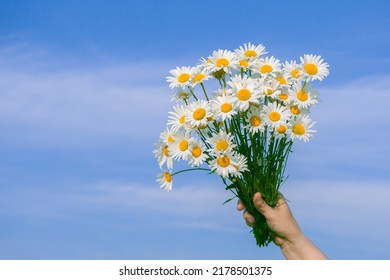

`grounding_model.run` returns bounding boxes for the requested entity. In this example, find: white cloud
[0,44,172,147]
